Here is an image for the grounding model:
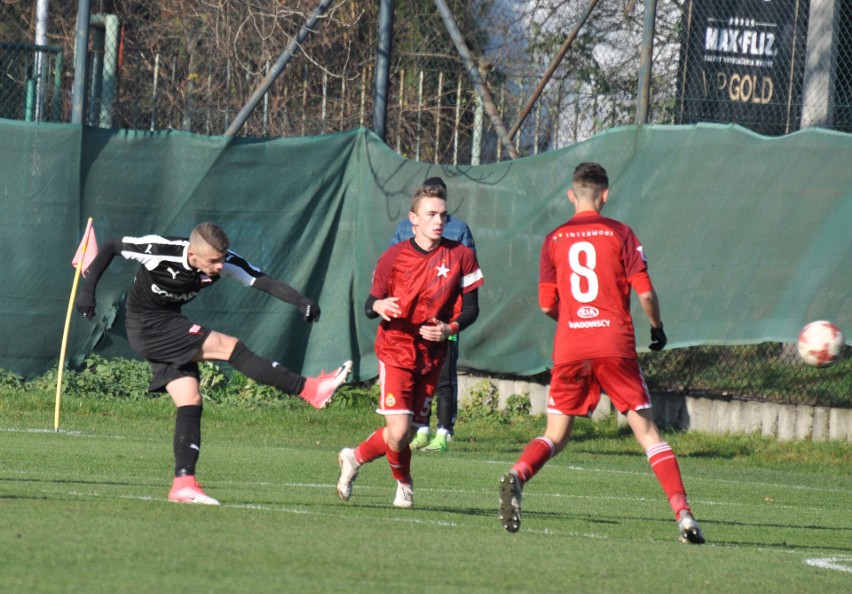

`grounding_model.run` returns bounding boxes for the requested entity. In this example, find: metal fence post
[636,0,658,126]
[71,0,91,125]
[801,0,840,128]
[34,0,49,122]
[372,0,394,142]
